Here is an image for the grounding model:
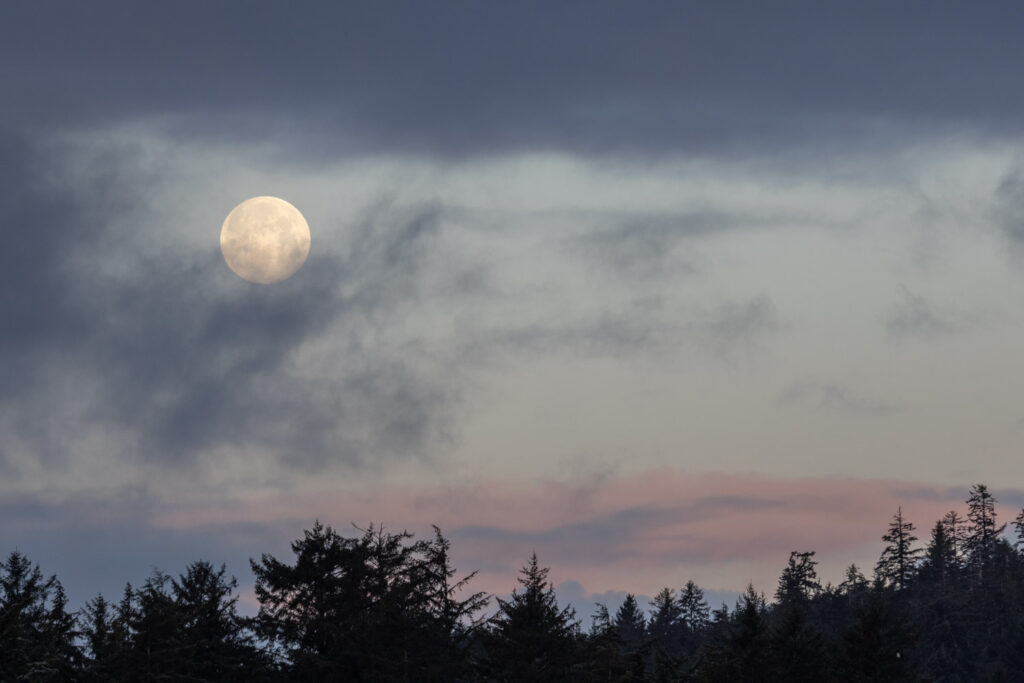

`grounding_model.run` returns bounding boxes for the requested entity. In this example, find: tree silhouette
[171,560,262,680]
[612,593,648,680]
[965,484,1006,585]
[483,551,580,682]
[771,553,828,682]
[841,589,918,682]
[918,519,957,590]
[401,525,489,681]
[43,581,80,679]
[875,507,921,590]
[647,587,683,681]
[837,564,869,595]
[79,593,112,681]
[5,482,1024,679]
[1013,507,1024,549]
[614,593,646,641]
[775,551,820,605]
[582,603,631,682]
[942,509,968,570]
[252,521,487,681]
[0,551,58,680]
[697,584,769,682]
